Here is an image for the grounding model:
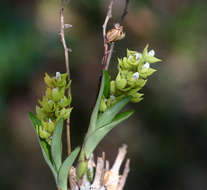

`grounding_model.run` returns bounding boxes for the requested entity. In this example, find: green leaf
[84,110,134,158]
[103,70,110,98]
[28,112,57,181]
[57,147,80,190]
[96,96,131,129]
[86,70,107,137]
[51,118,64,171]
